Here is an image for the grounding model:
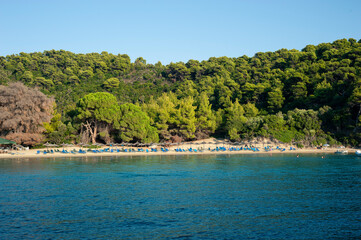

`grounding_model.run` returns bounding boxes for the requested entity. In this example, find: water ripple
[0,154,361,239]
